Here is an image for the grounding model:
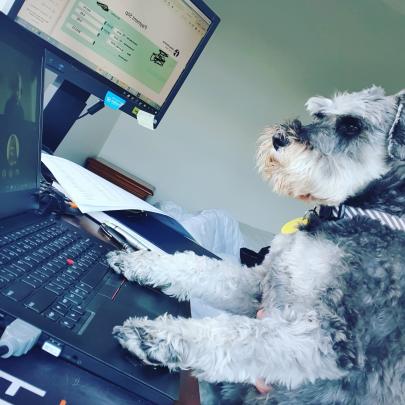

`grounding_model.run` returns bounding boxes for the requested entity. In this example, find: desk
[0,214,200,405]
